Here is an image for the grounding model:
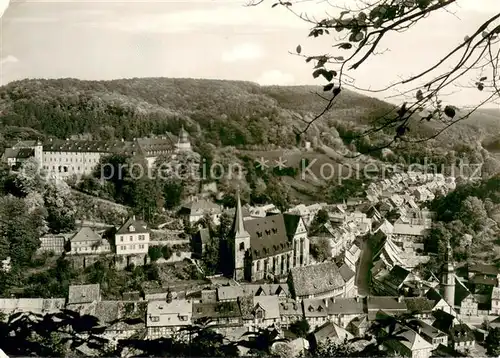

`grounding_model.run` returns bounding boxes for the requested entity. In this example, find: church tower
[231,191,250,281]
[175,125,192,152]
[442,240,455,307]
